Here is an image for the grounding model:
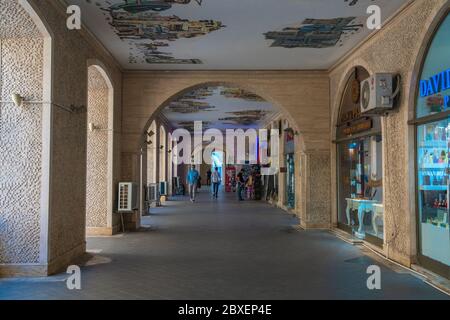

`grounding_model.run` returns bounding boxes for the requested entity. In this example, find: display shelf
[418,163,448,169]
[418,140,448,148]
[420,185,448,191]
